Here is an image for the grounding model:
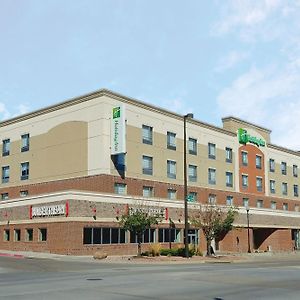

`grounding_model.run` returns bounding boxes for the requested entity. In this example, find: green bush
[160,246,195,257]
